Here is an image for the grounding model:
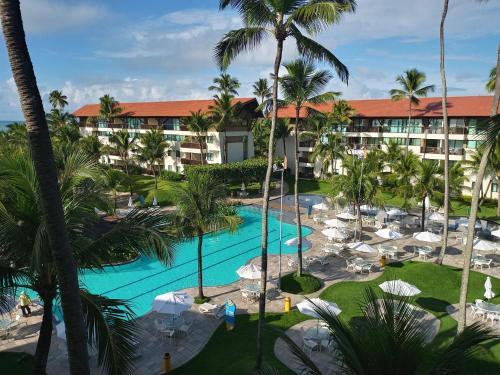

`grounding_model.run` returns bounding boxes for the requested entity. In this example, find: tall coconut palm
[389,69,435,153]
[486,66,496,92]
[463,146,496,205]
[48,89,68,109]
[47,108,73,130]
[175,173,240,299]
[274,118,292,159]
[327,98,353,129]
[458,46,500,333]
[135,129,169,189]
[252,118,271,157]
[280,59,337,276]
[414,159,444,230]
[108,130,137,176]
[79,135,103,162]
[101,167,126,213]
[215,1,356,366]
[278,288,497,375]
[183,110,214,165]
[0,2,91,372]
[309,132,344,177]
[253,77,272,114]
[99,94,122,129]
[0,149,176,375]
[384,139,404,172]
[208,72,241,96]
[392,151,420,211]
